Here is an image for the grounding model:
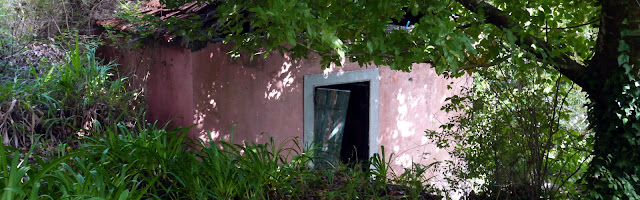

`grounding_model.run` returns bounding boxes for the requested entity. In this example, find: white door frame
[303,68,380,159]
